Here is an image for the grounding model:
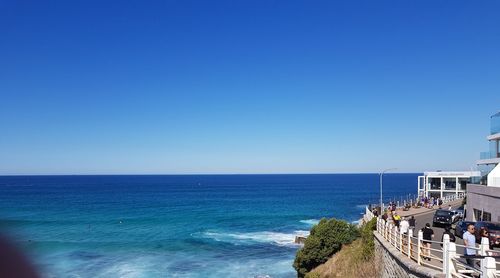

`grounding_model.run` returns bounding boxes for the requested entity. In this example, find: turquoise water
[0,174,418,277]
